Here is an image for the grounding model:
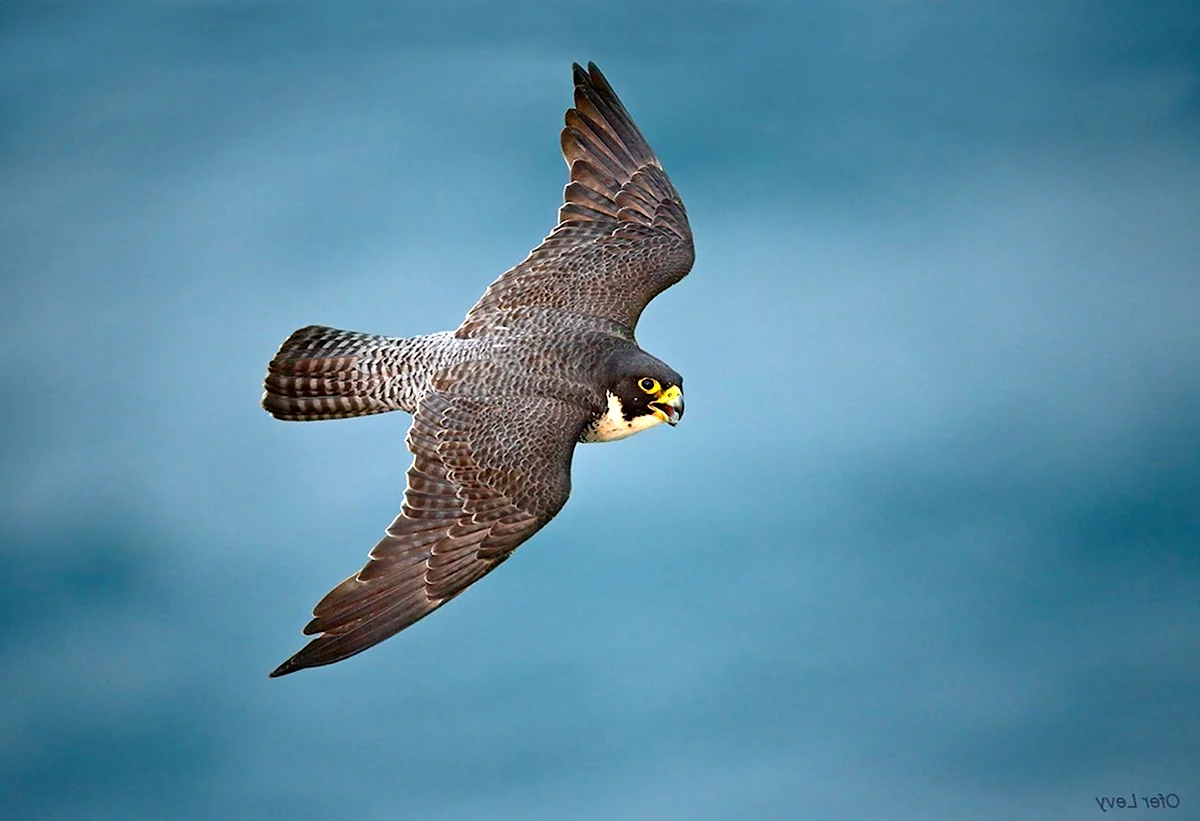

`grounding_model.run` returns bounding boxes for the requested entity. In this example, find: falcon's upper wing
[270,376,596,676]
[456,62,694,341]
